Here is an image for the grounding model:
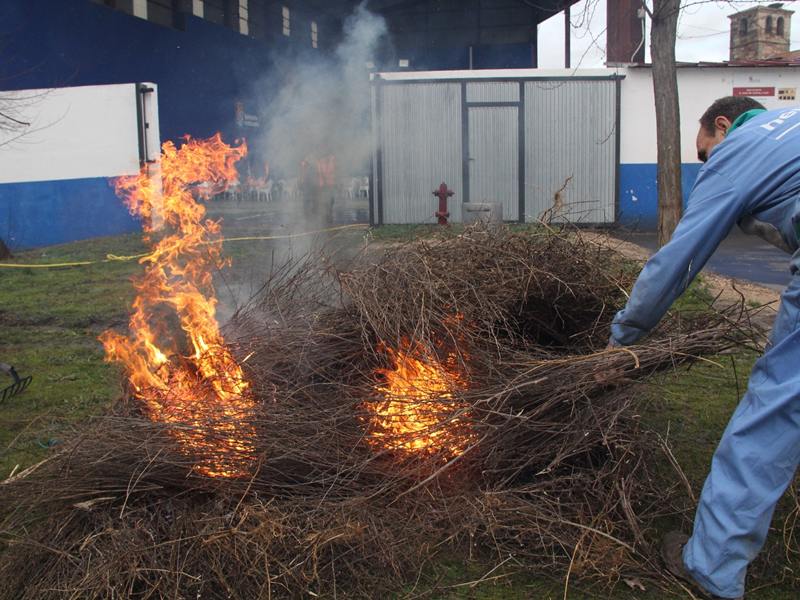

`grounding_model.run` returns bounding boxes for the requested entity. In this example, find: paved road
[618,231,793,292]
